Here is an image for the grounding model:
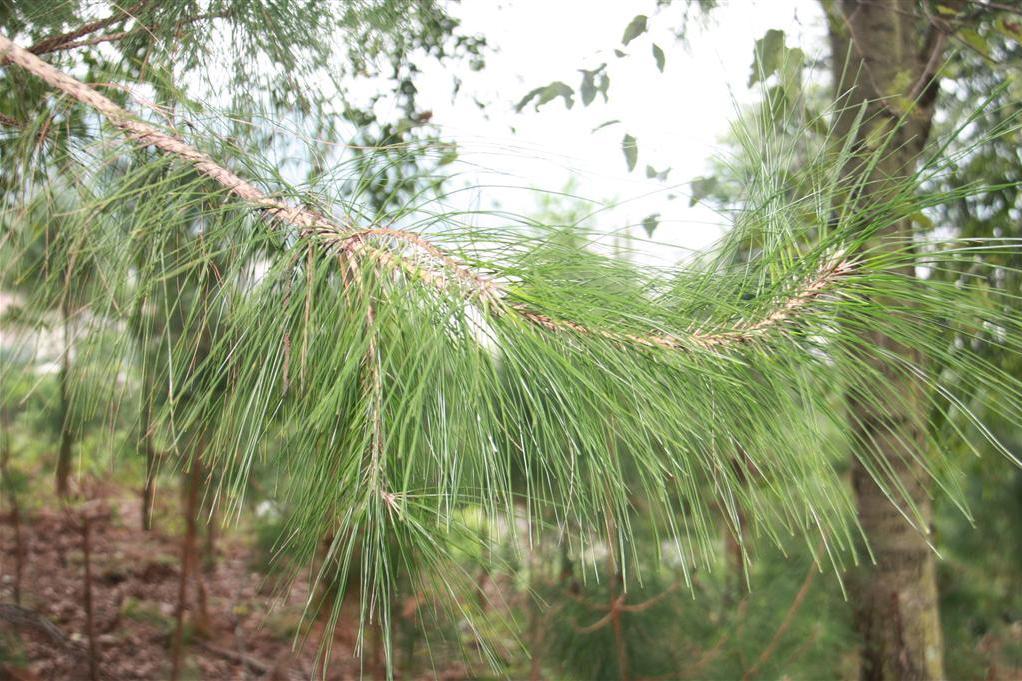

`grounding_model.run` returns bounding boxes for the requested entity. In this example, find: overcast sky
[407,0,828,263]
